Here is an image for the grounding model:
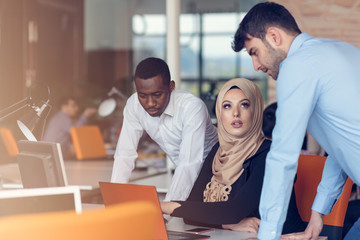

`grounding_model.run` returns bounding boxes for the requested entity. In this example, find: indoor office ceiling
[273,0,360,48]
